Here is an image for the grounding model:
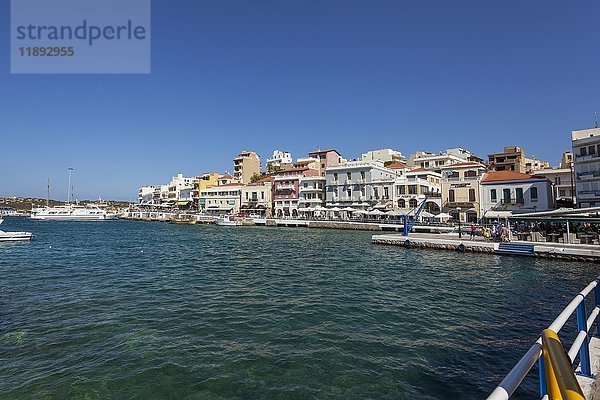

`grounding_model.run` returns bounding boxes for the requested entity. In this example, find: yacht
[215,215,241,226]
[0,219,33,242]
[31,204,120,221]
